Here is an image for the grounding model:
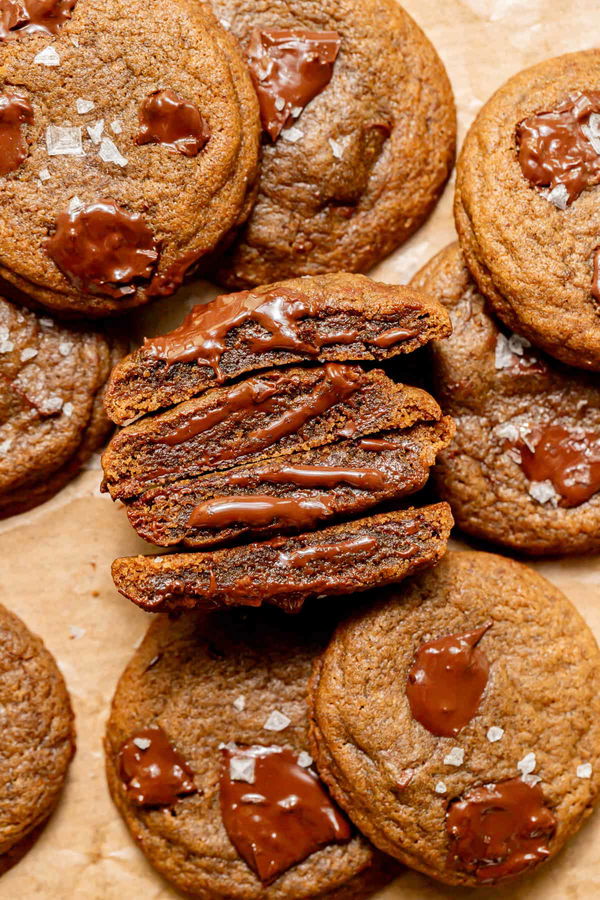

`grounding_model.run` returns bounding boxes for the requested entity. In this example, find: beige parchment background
[1,1,599,896]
